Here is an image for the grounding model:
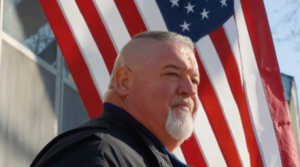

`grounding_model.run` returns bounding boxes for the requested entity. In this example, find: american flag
[39,0,299,166]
